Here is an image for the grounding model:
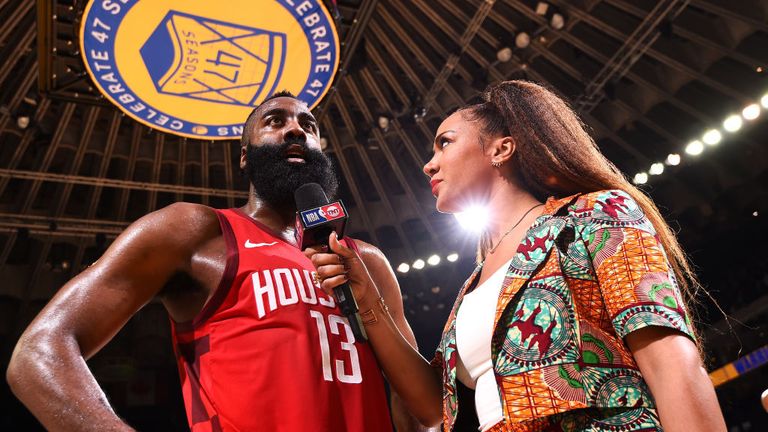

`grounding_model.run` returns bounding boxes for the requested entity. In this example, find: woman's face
[423,111,495,213]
